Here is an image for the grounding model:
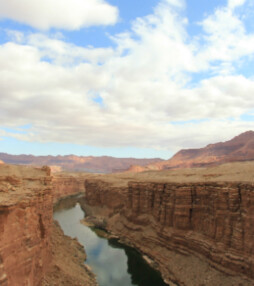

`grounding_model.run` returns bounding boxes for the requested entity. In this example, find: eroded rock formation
[0,165,52,286]
[82,166,254,286]
[51,172,102,202]
[52,174,86,201]
[0,164,97,286]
